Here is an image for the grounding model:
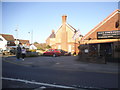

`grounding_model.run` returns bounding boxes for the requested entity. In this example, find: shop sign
[97,30,120,39]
